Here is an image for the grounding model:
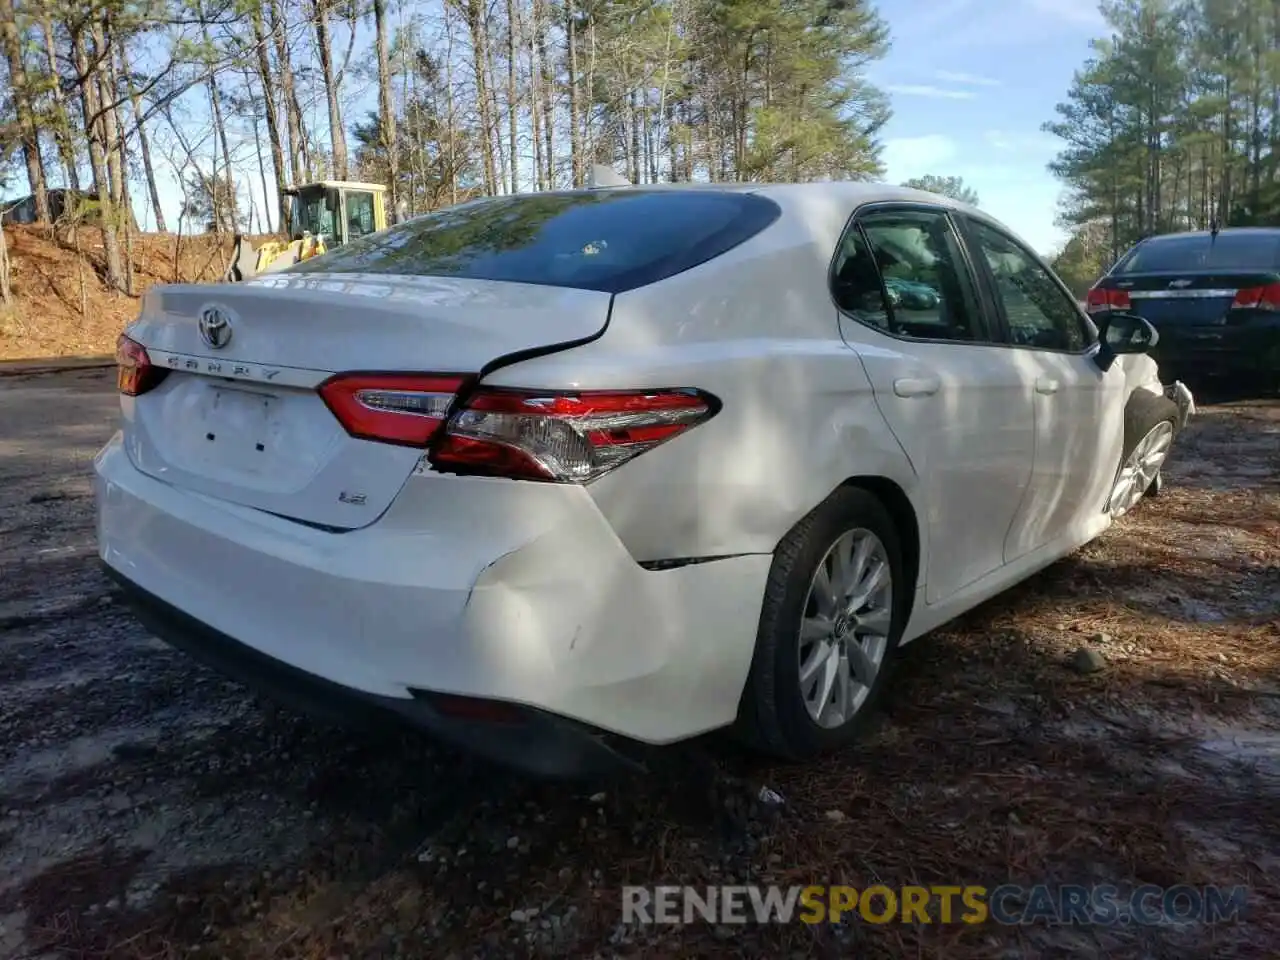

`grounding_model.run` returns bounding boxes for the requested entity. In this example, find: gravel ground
[0,369,1277,960]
